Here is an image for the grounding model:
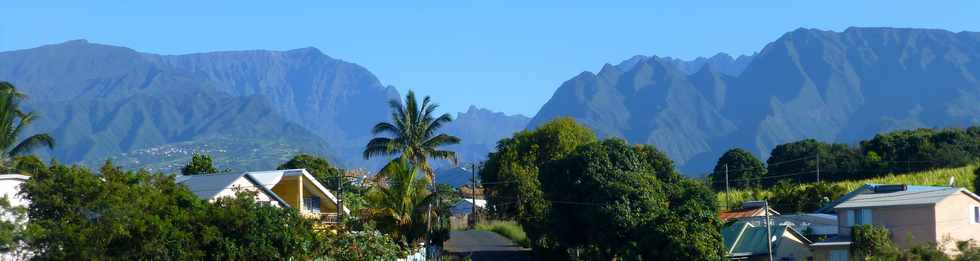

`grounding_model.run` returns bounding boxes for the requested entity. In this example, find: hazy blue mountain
[0,40,365,171]
[442,105,530,166]
[529,58,738,168]
[617,53,755,77]
[0,40,525,171]
[533,27,980,174]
